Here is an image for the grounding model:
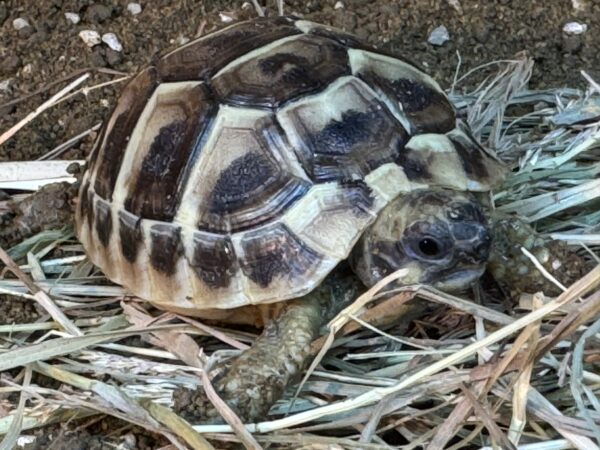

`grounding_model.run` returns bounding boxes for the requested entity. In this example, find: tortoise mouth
[432,267,485,293]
